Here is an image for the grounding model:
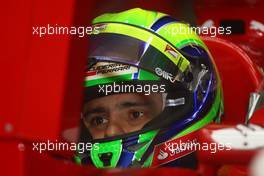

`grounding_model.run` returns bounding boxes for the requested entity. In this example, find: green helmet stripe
[133,130,158,162]
[156,22,207,49]
[85,69,160,87]
[73,155,82,165]
[138,69,160,80]
[143,153,154,167]
[91,140,122,168]
[176,39,208,50]
[95,22,190,72]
